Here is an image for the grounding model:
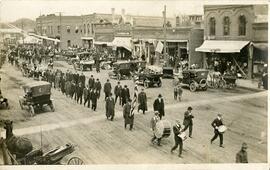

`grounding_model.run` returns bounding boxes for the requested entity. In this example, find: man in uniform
[182,106,194,138]
[105,93,115,121]
[150,111,161,146]
[121,85,130,106]
[114,81,122,105]
[236,142,248,163]
[104,79,112,99]
[88,75,95,90]
[210,113,224,148]
[123,98,134,130]
[95,78,102,99]
[171,120,184,158]
[138,88,147,114]
[153,94,165,120]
